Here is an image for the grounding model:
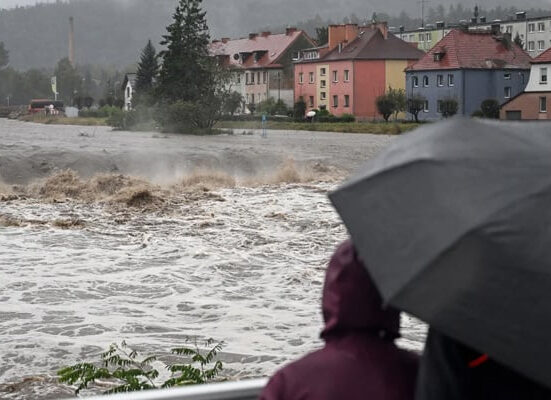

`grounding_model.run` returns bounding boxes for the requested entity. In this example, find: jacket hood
[321,240,400,340]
